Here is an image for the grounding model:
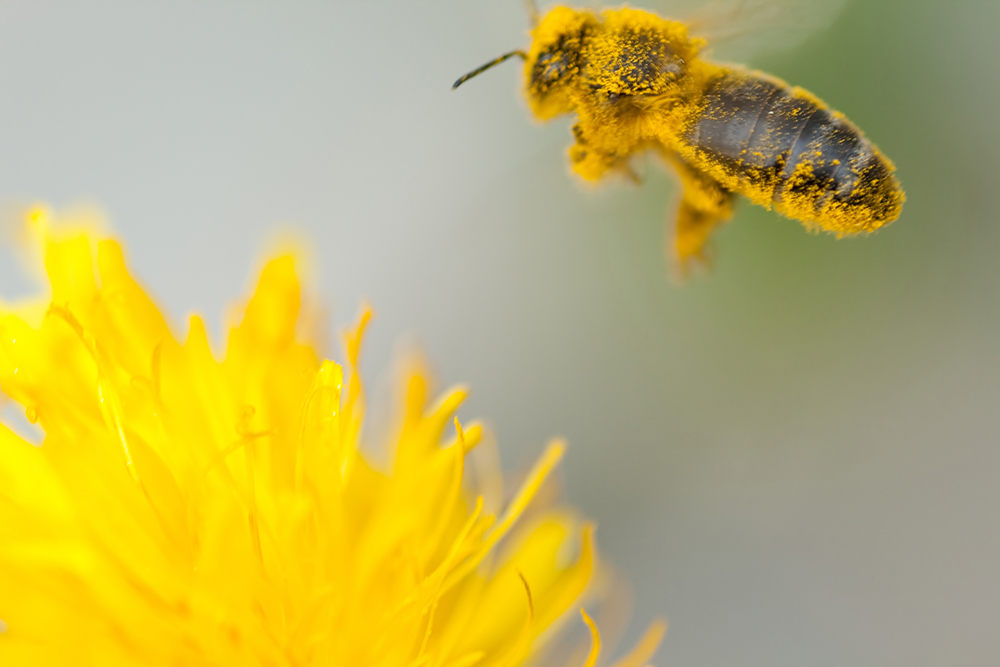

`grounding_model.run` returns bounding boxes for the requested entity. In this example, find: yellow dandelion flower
[0,210,665,666]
